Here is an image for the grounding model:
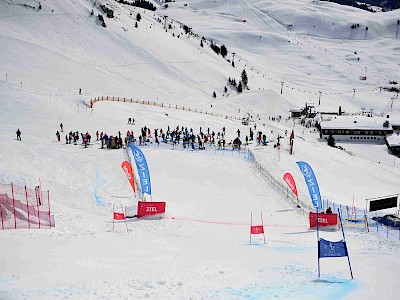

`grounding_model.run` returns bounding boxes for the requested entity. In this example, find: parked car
[371,214,400,228]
